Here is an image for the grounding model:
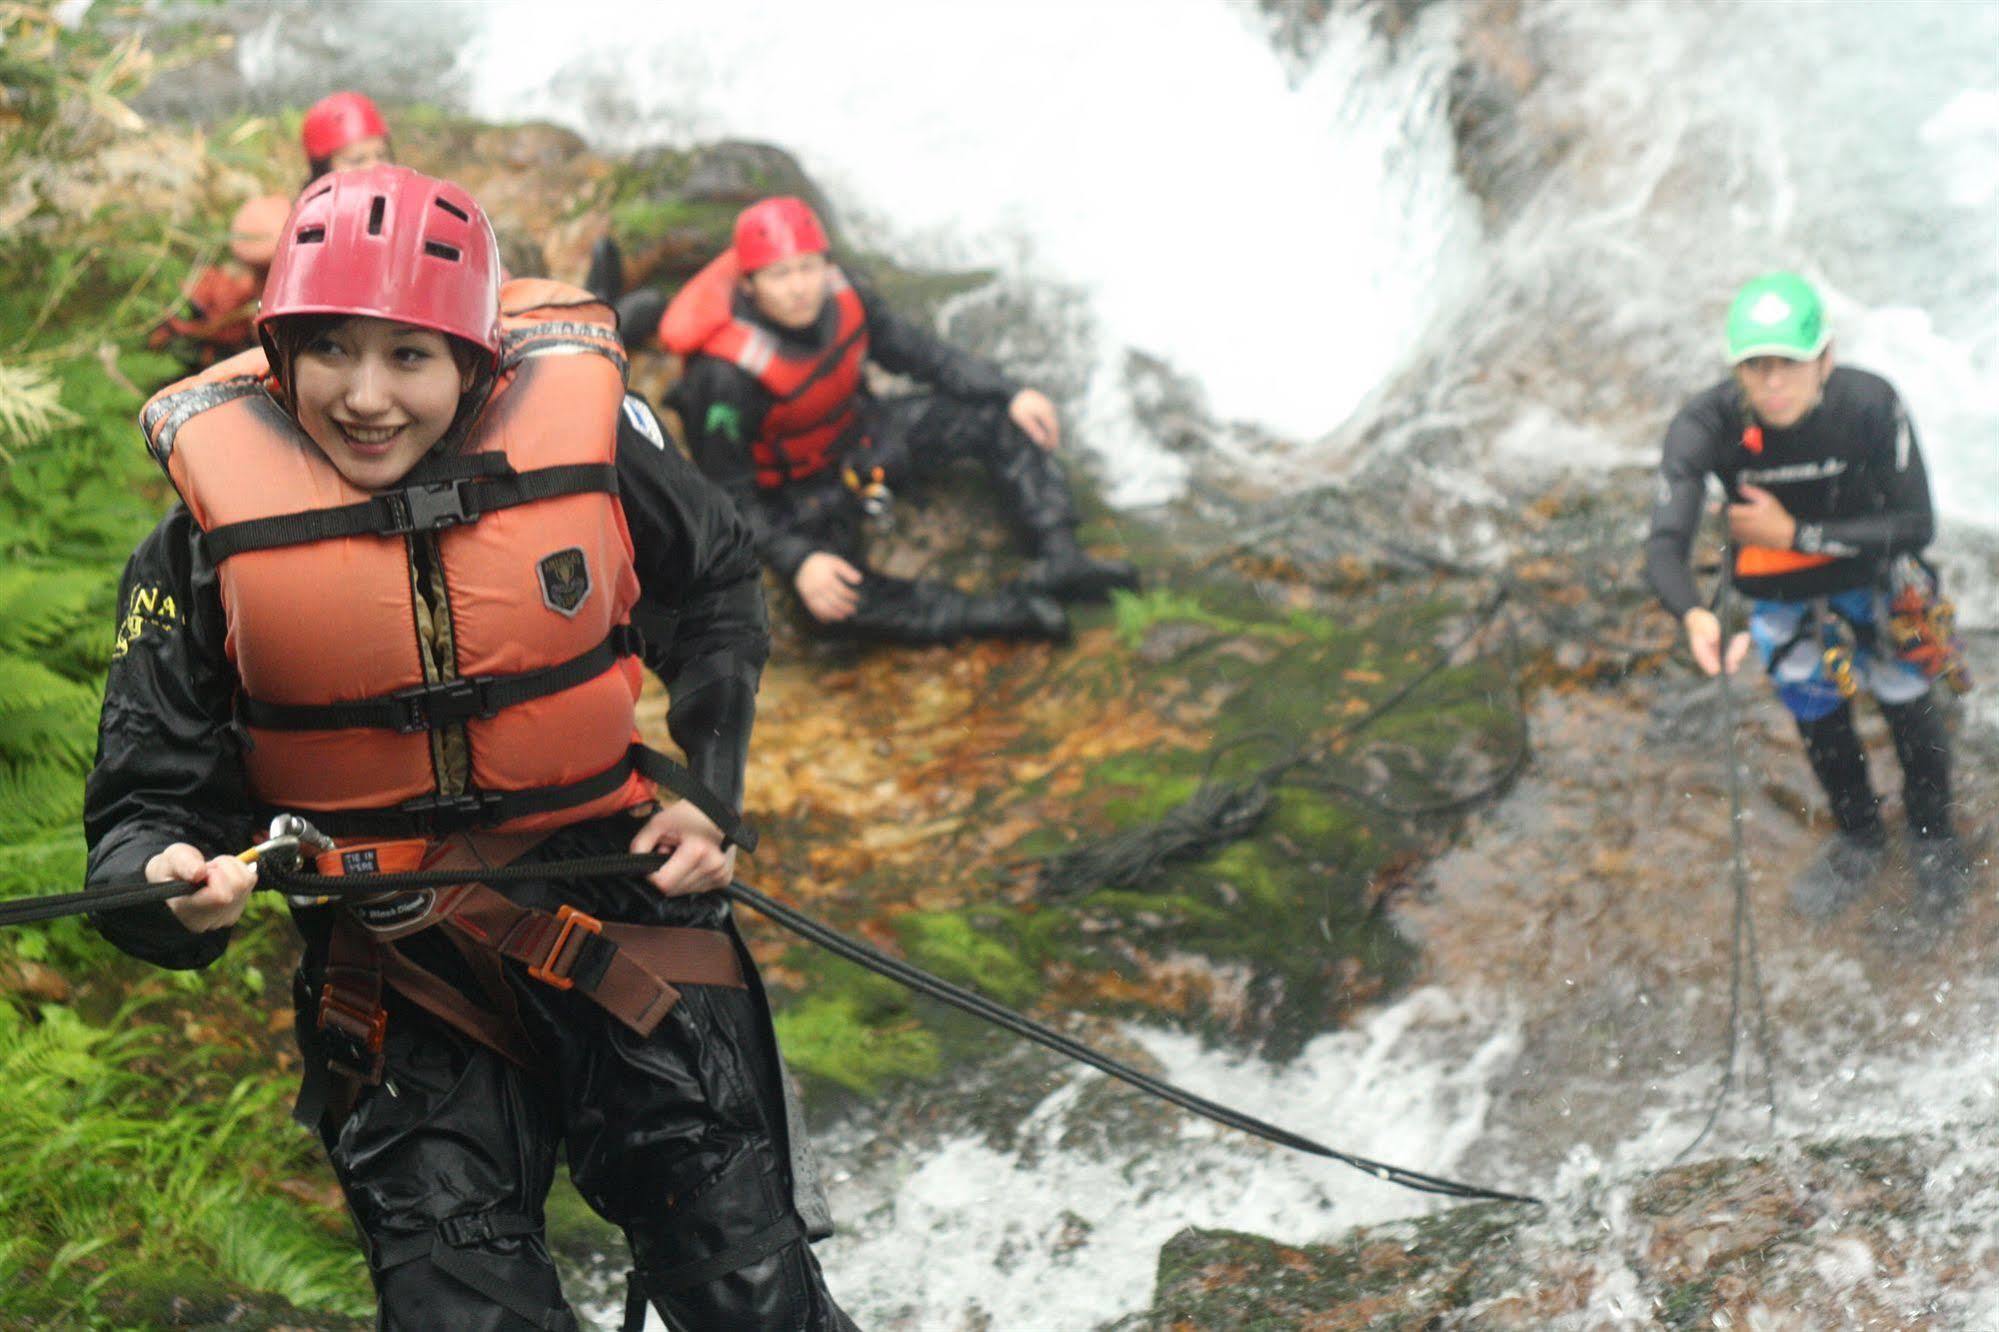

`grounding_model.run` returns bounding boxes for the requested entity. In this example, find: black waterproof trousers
[763,393,1078,643]
[1795,688,1954,841]
[293,826,854,1331]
